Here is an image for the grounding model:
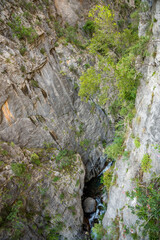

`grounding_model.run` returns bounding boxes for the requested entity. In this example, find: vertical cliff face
[0,1,115,239]
[102,0,160,239]
[0,0,113,181]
